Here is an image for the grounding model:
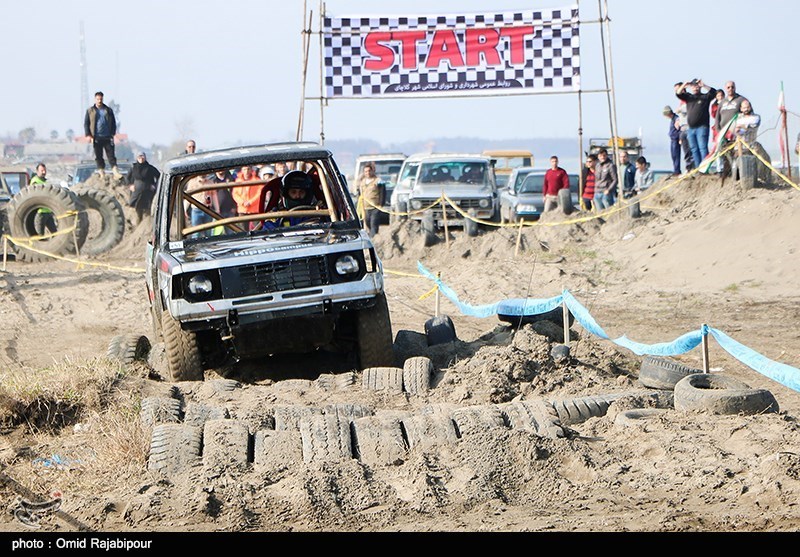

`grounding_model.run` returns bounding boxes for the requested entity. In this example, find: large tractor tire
[72,187,126,256]
[7,184,89,263]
